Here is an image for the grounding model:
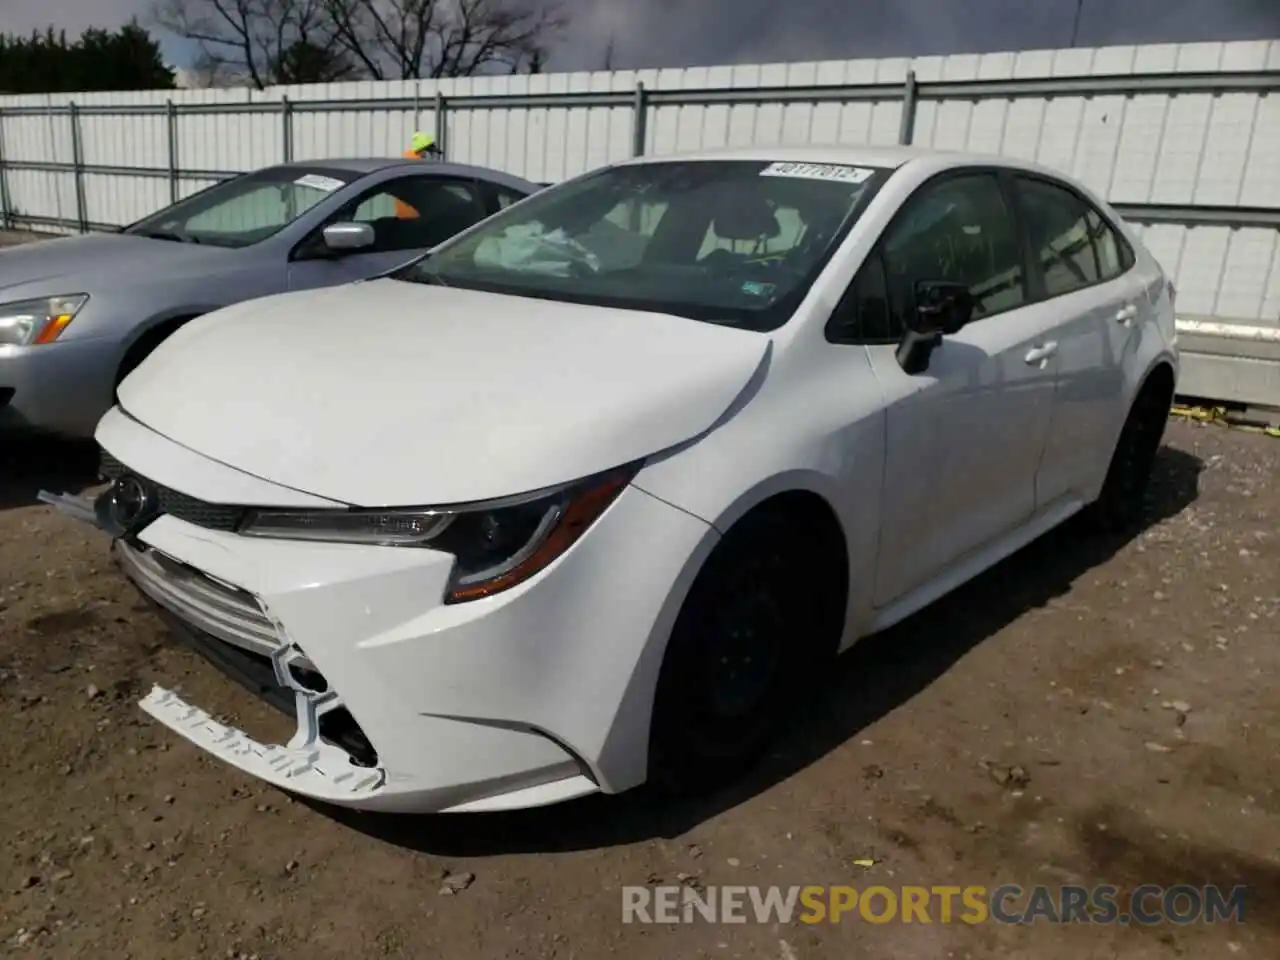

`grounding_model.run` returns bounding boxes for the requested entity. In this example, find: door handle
[1115,303,1138,324]
[1025,341,1058,365]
